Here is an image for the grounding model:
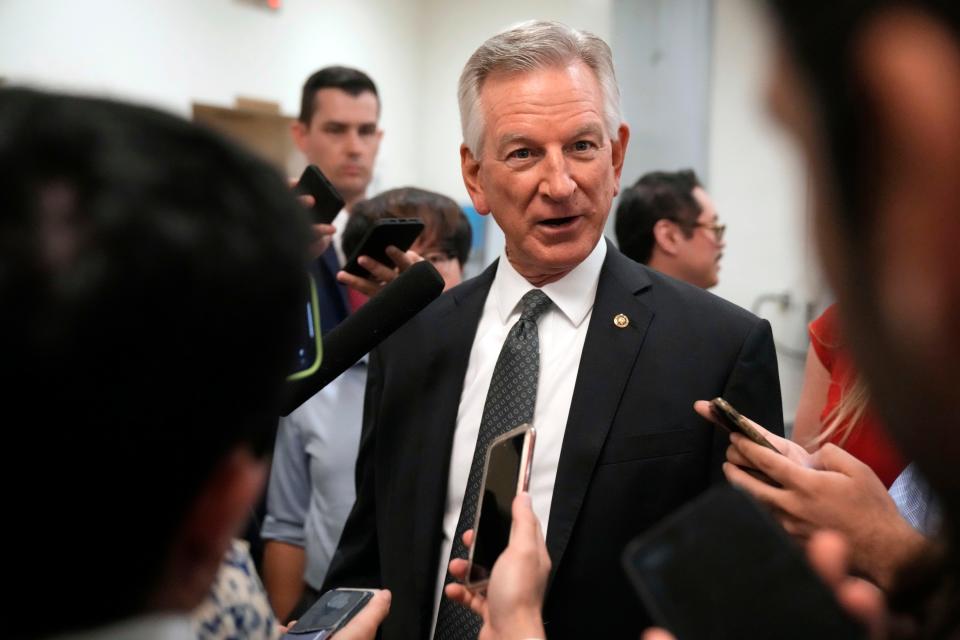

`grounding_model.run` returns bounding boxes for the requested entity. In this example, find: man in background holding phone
[261,65,391,622]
